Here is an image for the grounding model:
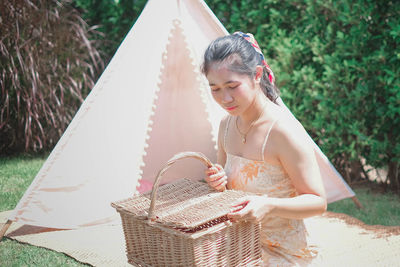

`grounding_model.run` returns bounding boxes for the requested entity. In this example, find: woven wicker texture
[2,210,400,267]
[111,152,263,266]
[112,178,253,229]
